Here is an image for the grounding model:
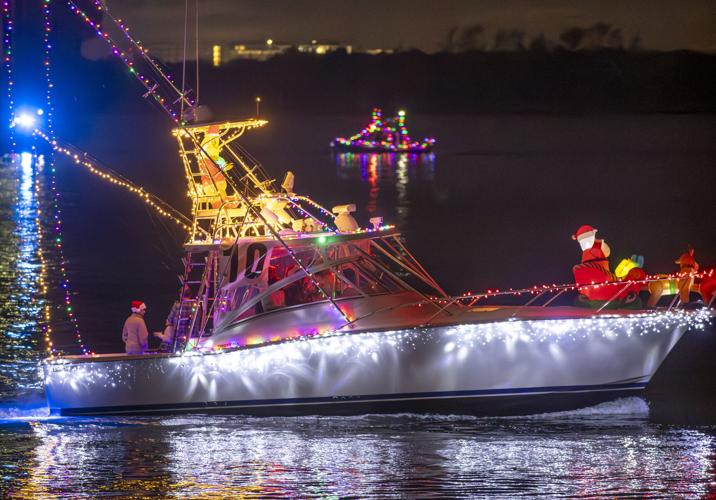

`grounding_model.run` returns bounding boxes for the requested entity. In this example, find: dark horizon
[105,0,716,56]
